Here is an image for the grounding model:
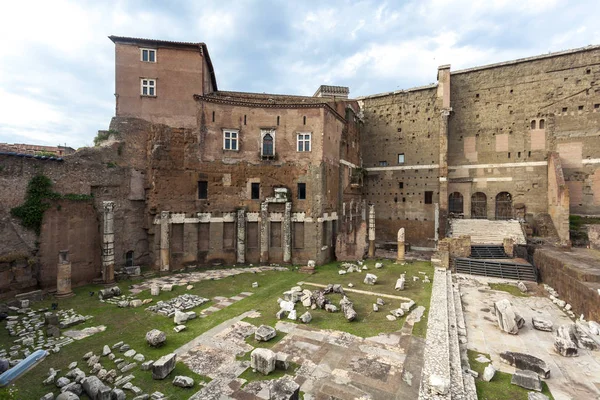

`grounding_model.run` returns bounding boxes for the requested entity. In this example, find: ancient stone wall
[448,47,600,221]
[359,86,440,248]
[534,248,600,321]
[38,199,102,289]
[0,127,150,277]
